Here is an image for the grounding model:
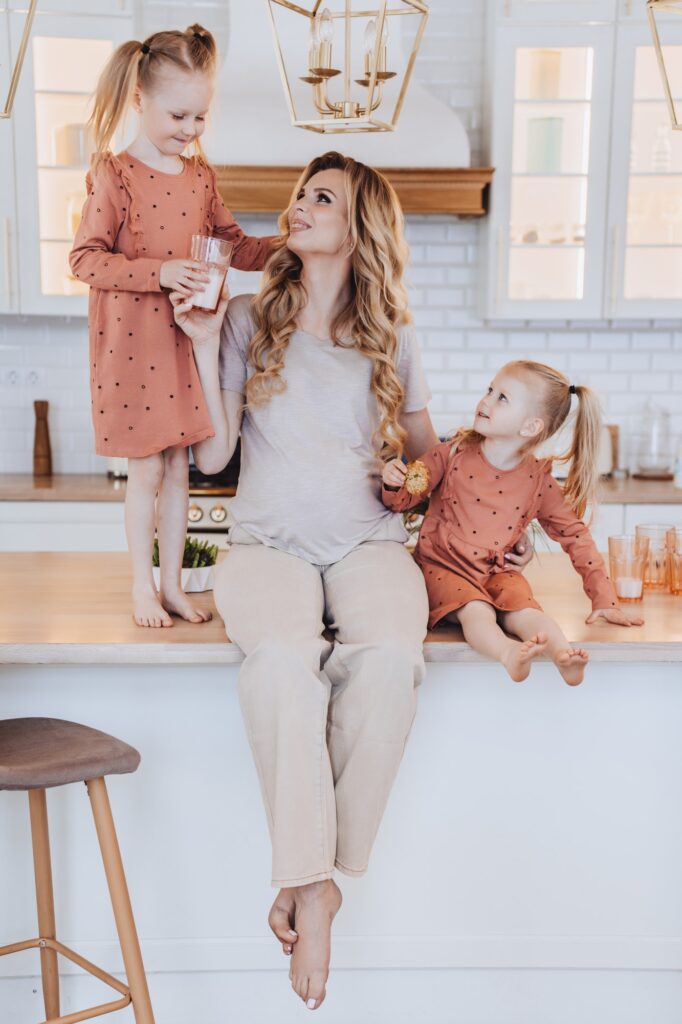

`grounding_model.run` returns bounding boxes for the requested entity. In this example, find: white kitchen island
[1,553,681,1024]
